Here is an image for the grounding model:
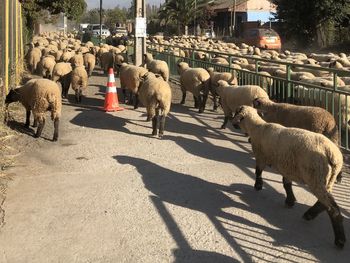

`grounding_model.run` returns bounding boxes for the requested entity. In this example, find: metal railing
[146,43,350,151]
